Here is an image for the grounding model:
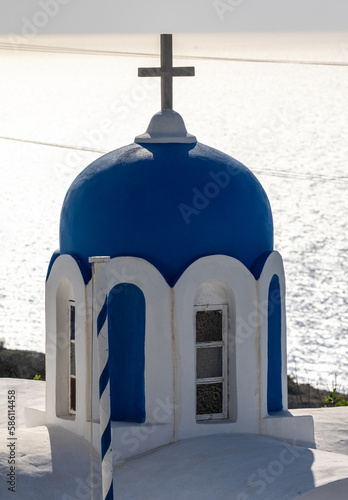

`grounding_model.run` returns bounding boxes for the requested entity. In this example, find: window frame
[194,304,228,421]
[68,300,76,415]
